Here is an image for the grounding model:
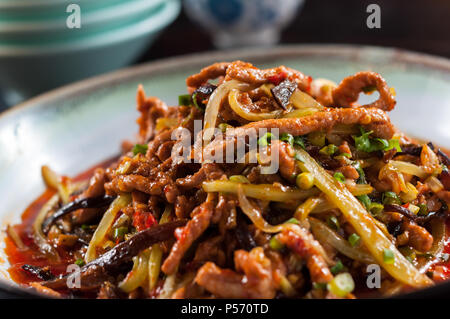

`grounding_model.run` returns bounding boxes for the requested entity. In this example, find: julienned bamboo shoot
[202,180,319,202]
[295,148,433,288]
[85,194,131,262]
